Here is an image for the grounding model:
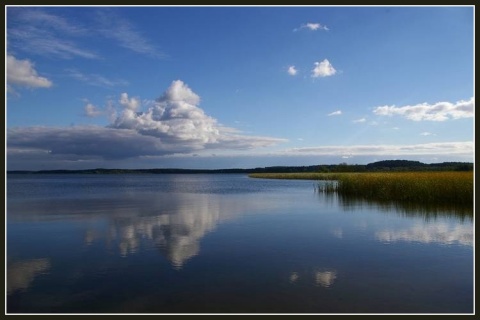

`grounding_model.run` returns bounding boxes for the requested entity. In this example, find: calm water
[6,174,474,314]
